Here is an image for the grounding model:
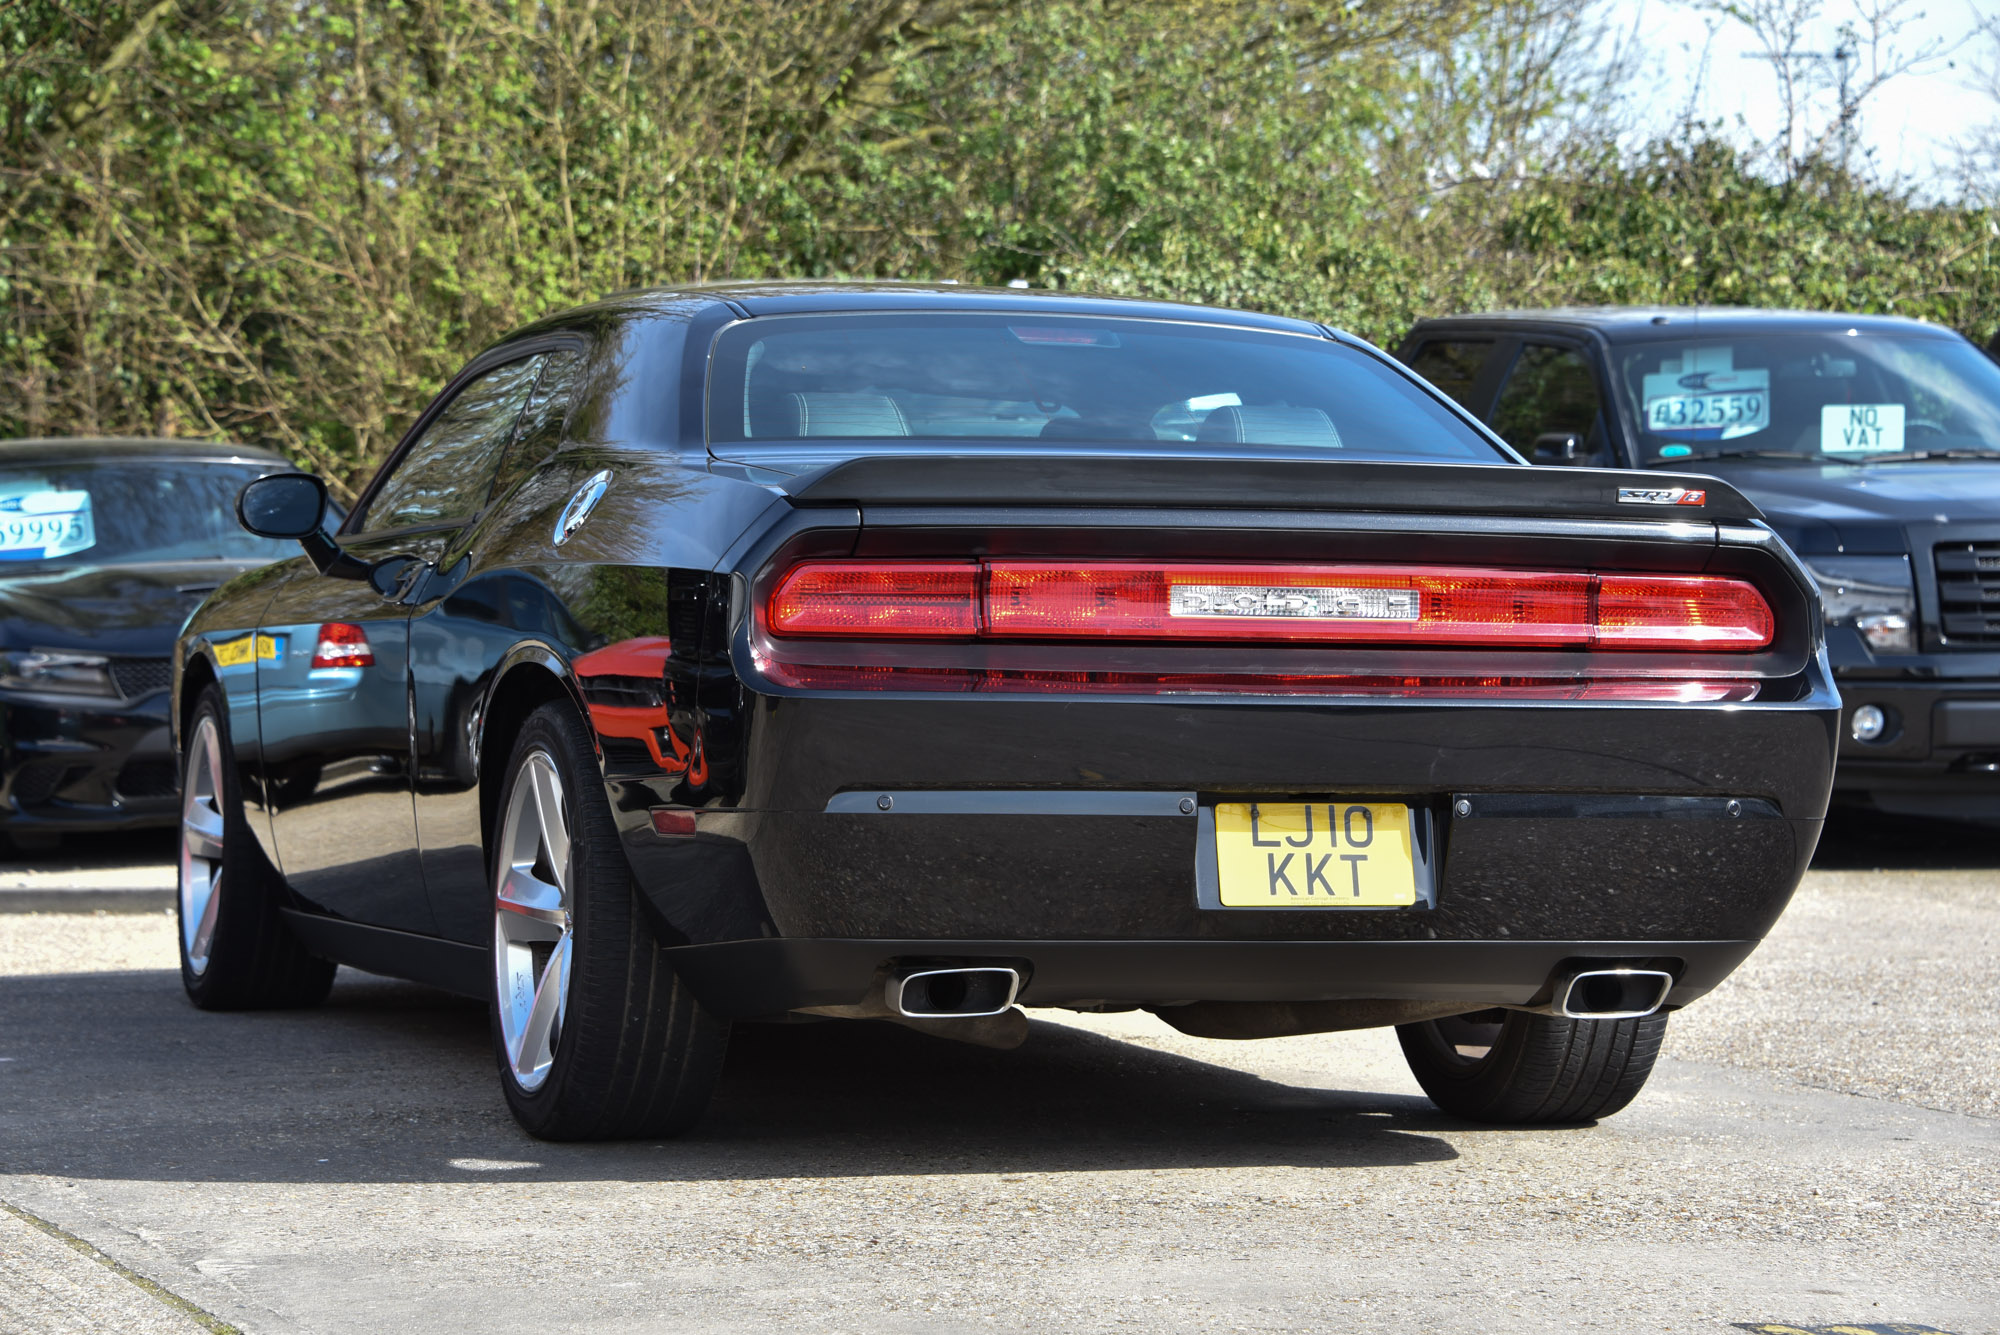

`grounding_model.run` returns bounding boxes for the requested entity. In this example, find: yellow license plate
[1214,802,1417,907]
[212,633,284,668]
